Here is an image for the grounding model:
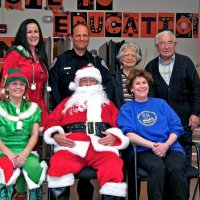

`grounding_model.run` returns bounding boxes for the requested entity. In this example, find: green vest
[0,100,42,154]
